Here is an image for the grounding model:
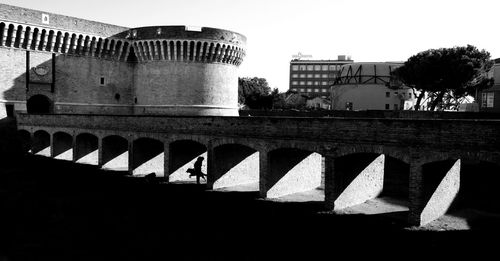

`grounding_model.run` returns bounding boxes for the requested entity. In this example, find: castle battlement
[0,4,247,117]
